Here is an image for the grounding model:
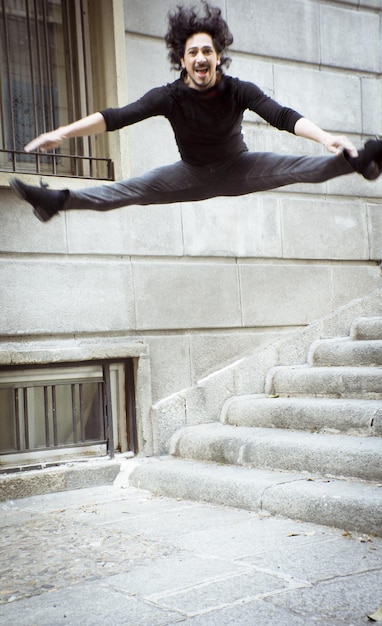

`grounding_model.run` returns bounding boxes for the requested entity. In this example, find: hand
[323,134,358,158]
[24,130,67,153]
